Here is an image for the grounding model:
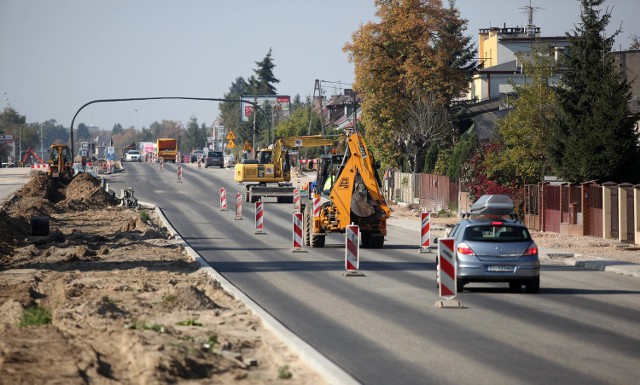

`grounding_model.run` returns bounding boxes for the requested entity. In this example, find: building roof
[472,109,510,141]
[479,60,519,74]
